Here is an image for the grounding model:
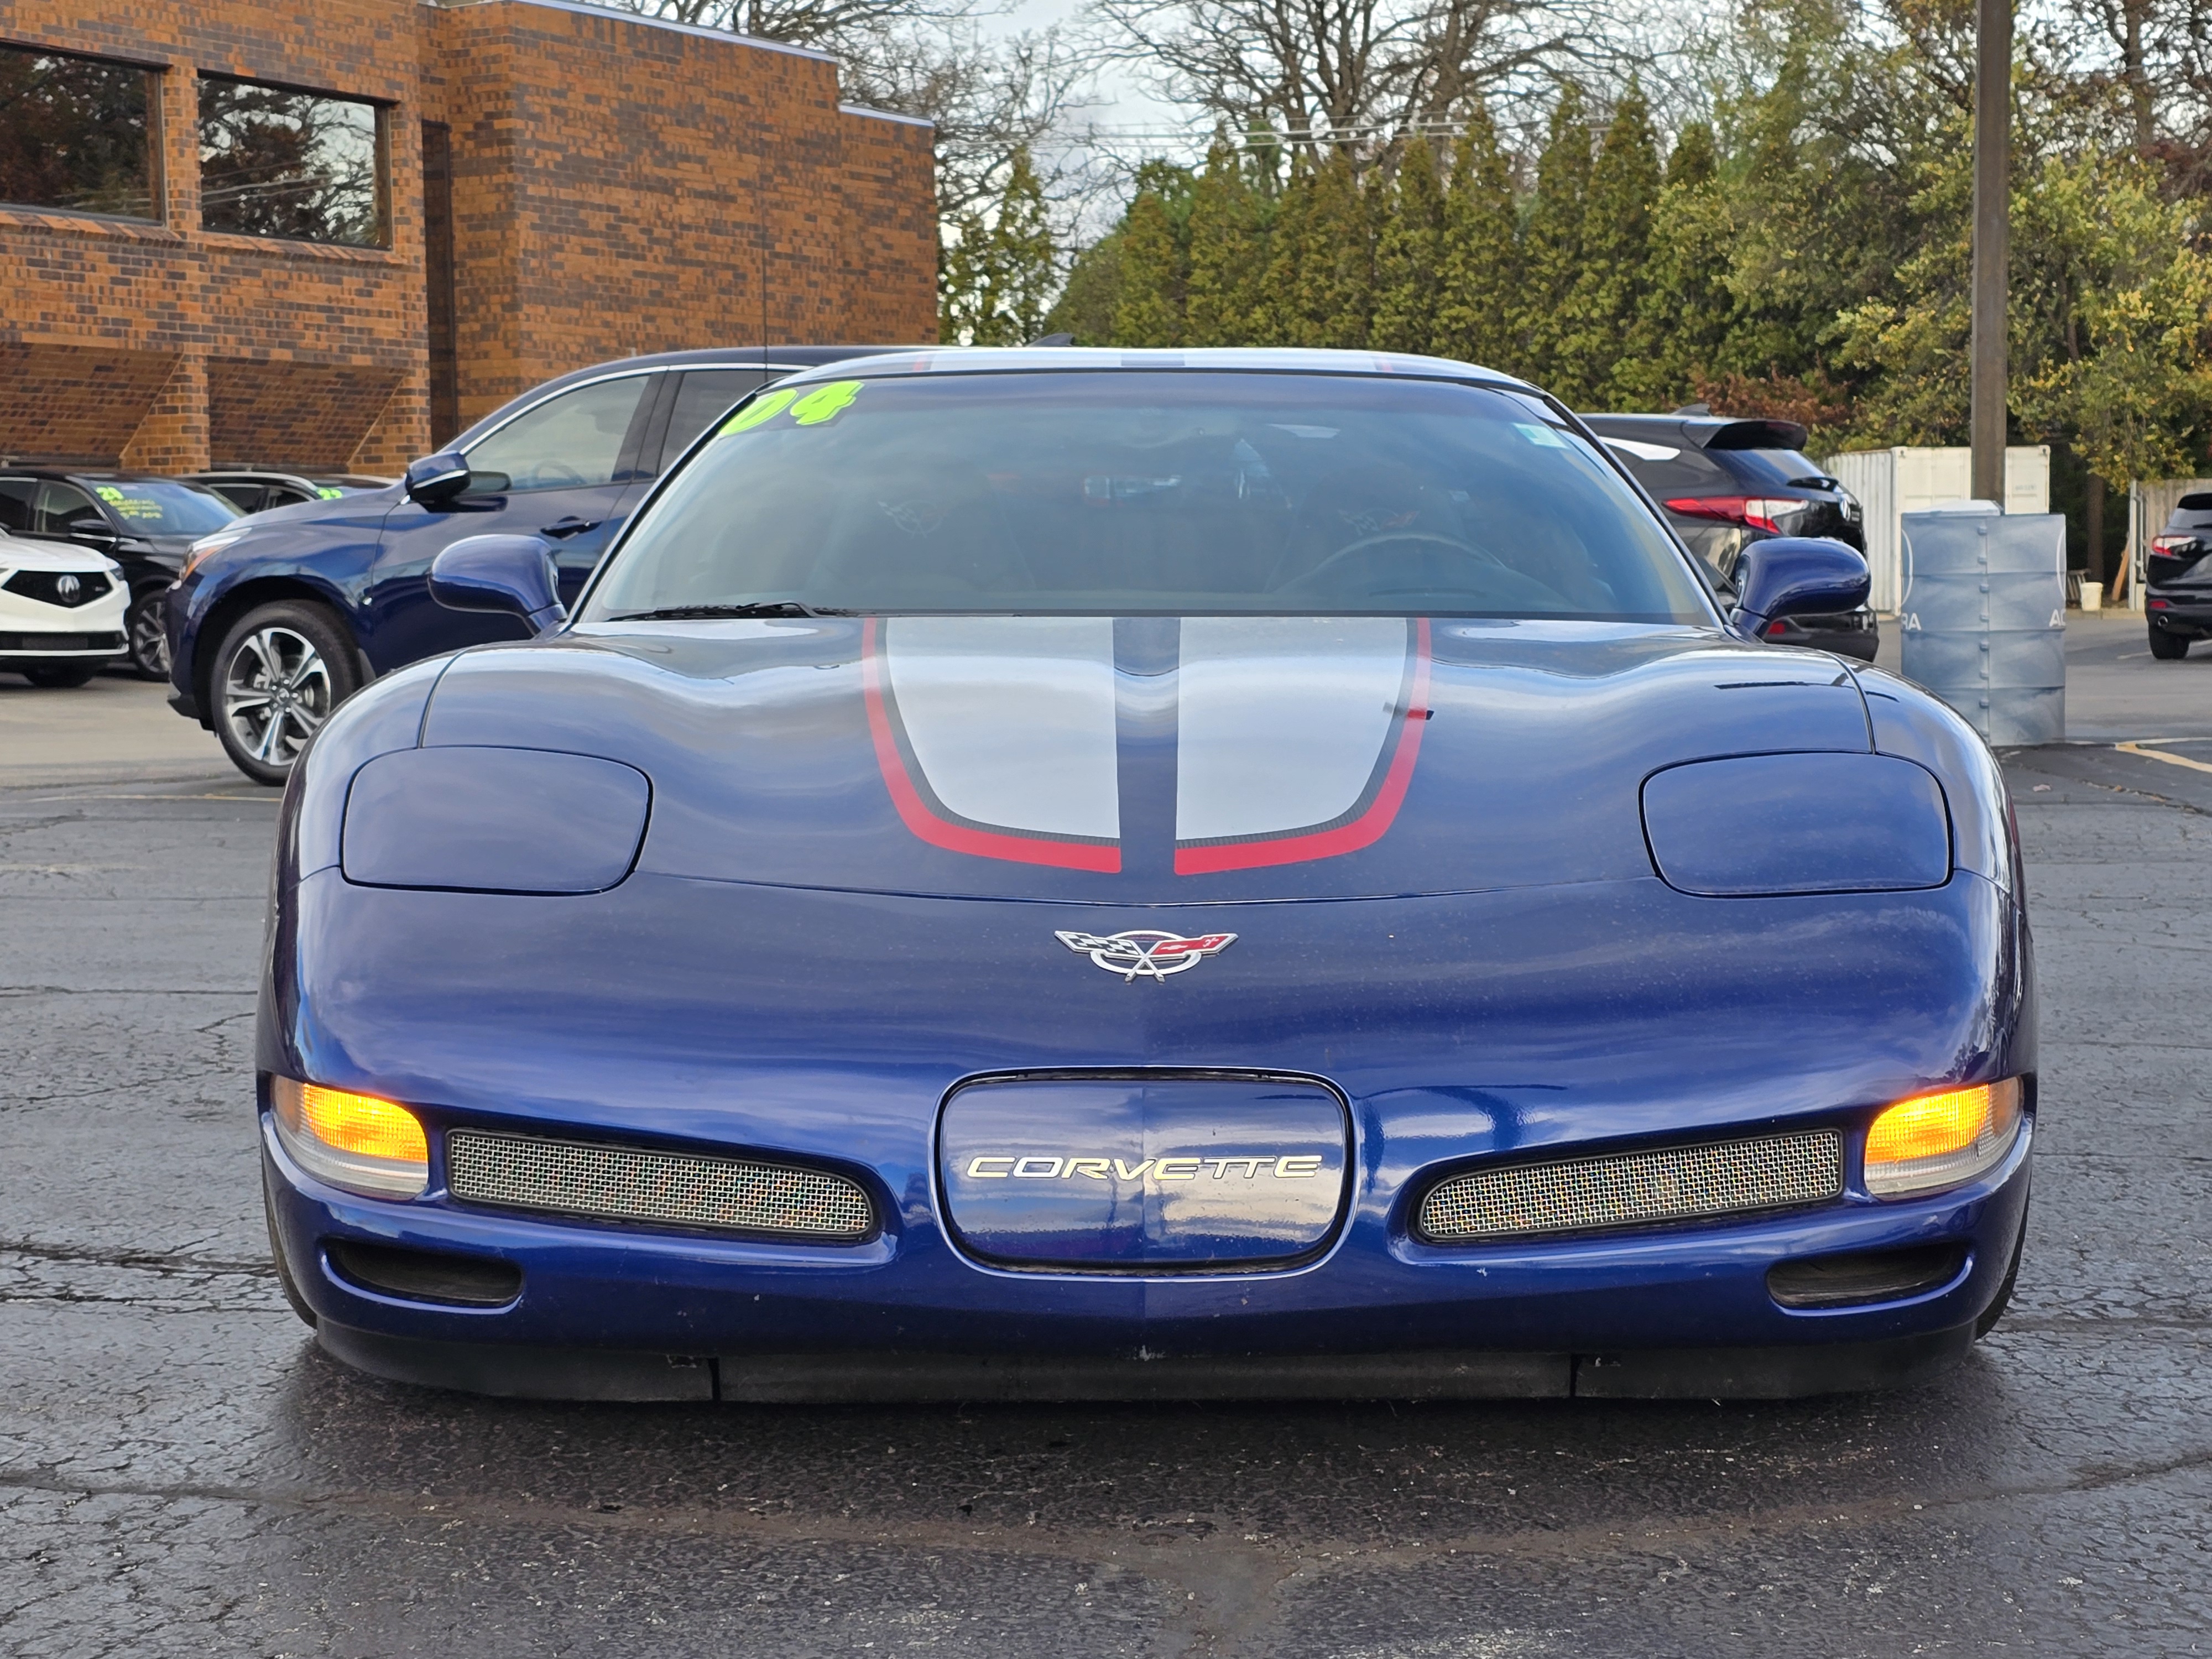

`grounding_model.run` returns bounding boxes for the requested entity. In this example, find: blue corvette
[262,349,2034,1402]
